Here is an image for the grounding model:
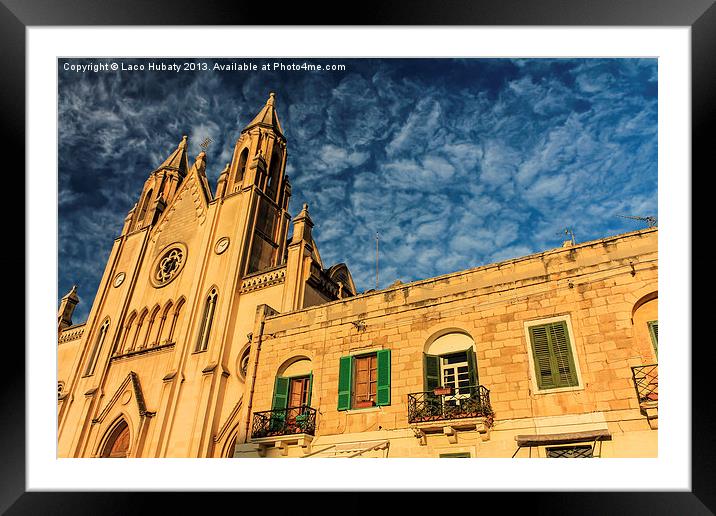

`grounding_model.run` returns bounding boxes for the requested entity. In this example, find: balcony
[631,364,658,429]
[631,364,658,403]
[250,406,317,456]
[251,406,317,439]
[408,385,493,443]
